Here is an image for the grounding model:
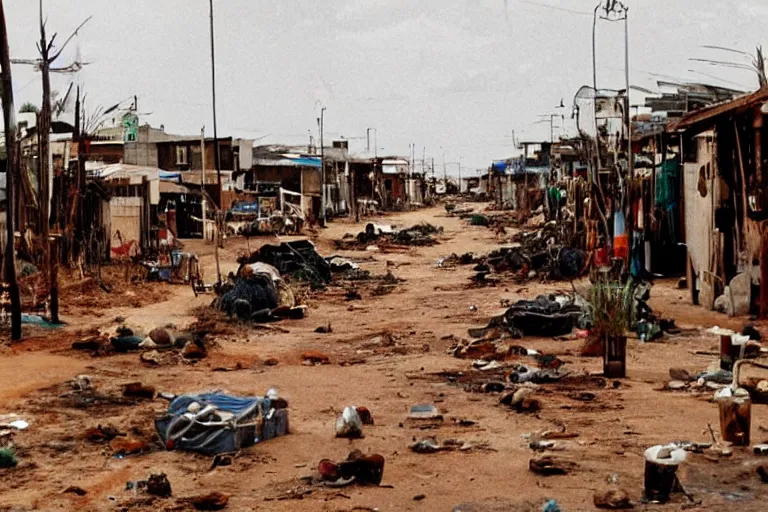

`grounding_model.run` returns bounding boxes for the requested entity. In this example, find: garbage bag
[558,247,586,279]
[471,295,584,339]
[244,240,332,284]
[215,274,279,320]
